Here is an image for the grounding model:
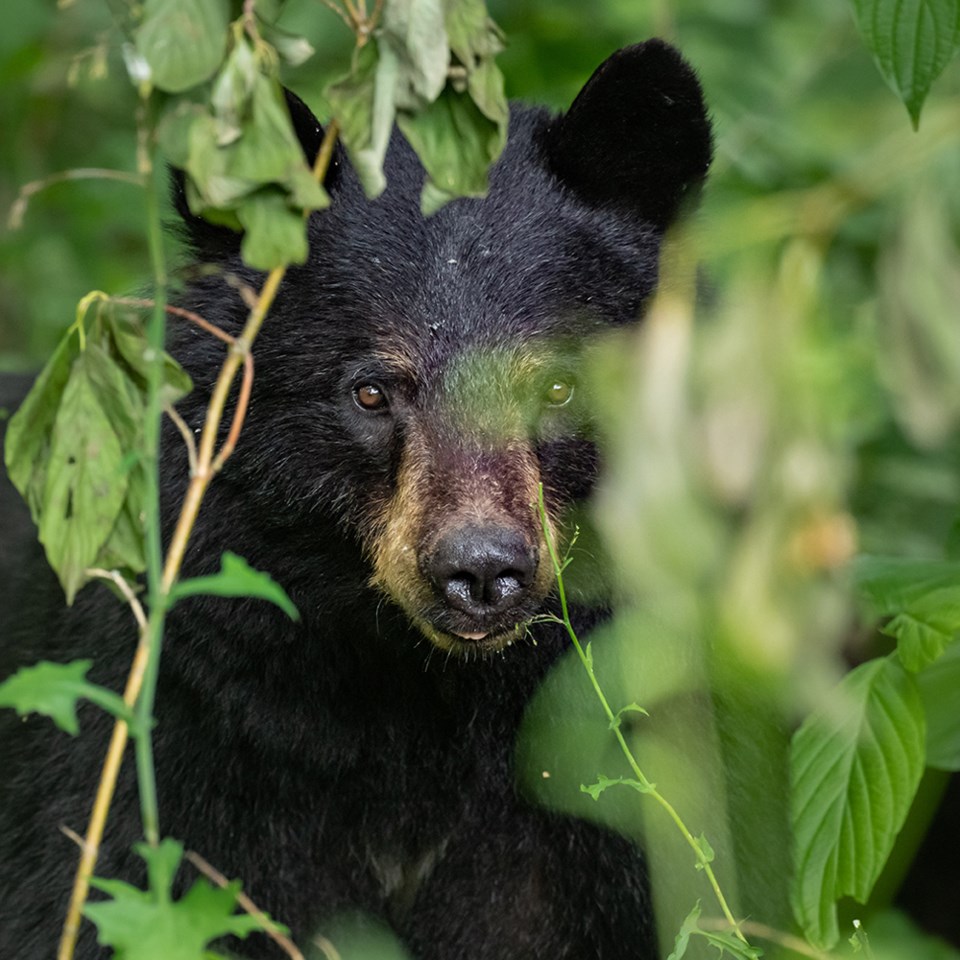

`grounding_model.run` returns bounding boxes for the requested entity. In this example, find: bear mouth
[415,618,528,656]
